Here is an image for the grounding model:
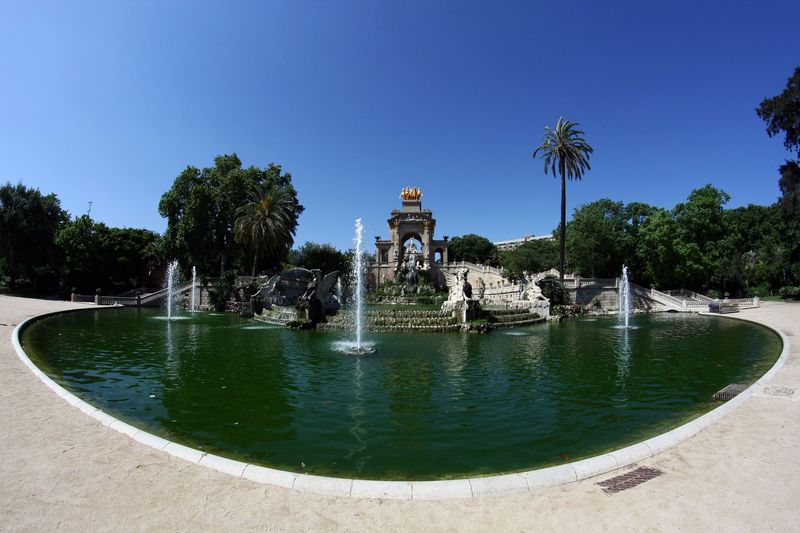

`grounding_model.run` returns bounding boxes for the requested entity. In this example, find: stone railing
[480,280,524,303]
